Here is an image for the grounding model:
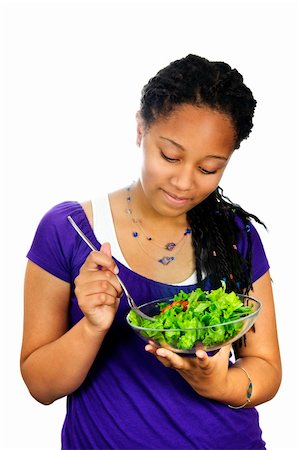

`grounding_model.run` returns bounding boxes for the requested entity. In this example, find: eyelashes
[160,151,177,163]
[199,167,217,175]
[160,151,217,174]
